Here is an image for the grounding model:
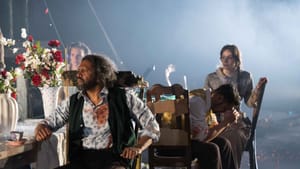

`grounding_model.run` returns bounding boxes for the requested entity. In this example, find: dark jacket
[68,87,136,167]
